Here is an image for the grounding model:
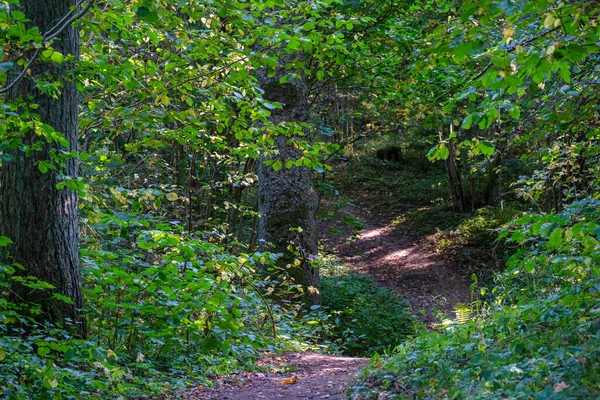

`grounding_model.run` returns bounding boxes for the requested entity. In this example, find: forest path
[318,202,472,325]
[177,352,368,399]
[182,196,471,399]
